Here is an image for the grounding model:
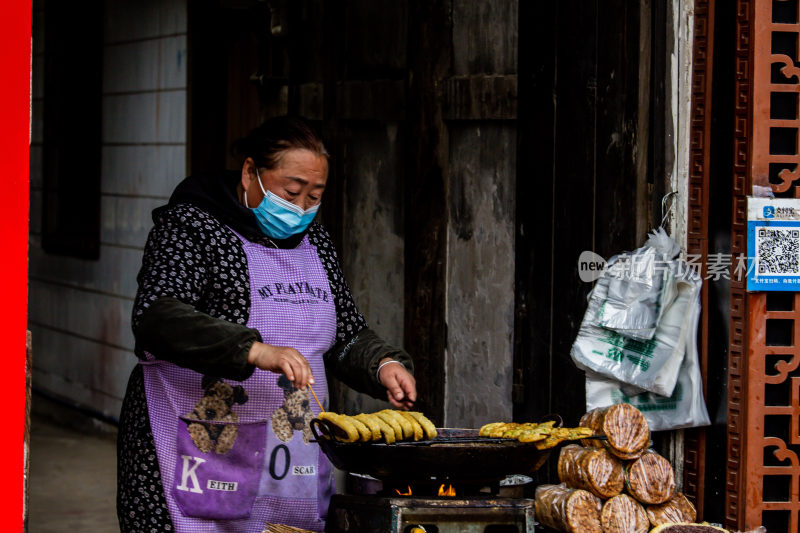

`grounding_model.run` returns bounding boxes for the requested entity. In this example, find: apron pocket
[172,416,266,520]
